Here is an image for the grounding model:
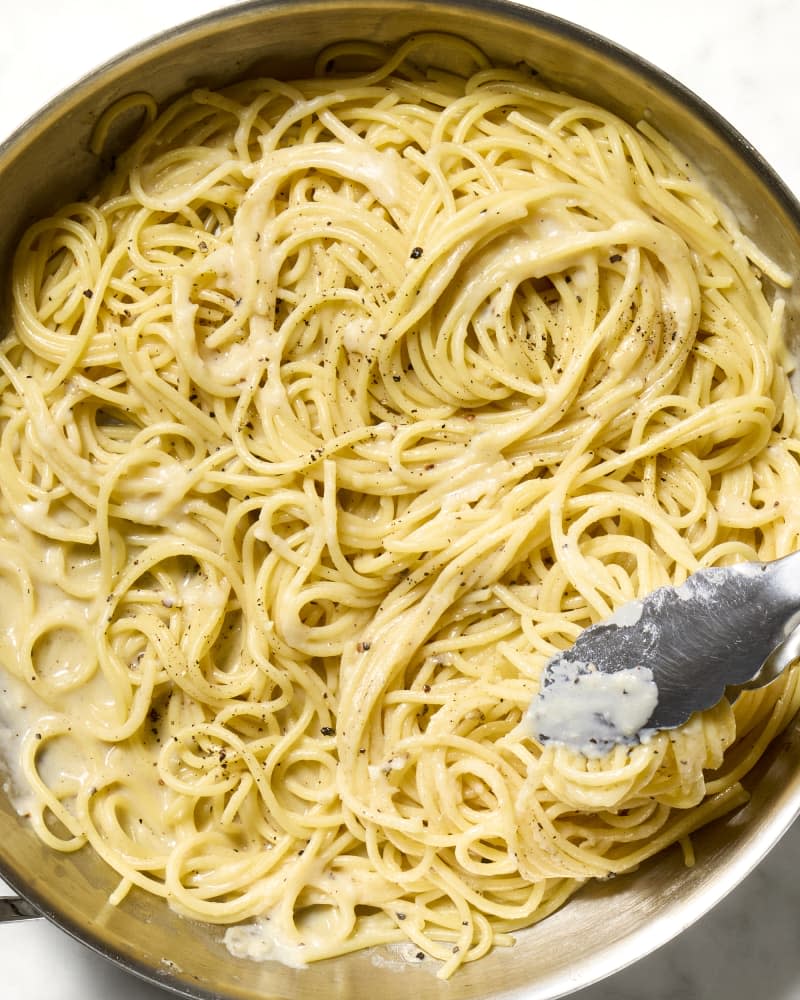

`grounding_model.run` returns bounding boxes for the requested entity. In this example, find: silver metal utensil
[529,551,800,753]
[0,896,39,922]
